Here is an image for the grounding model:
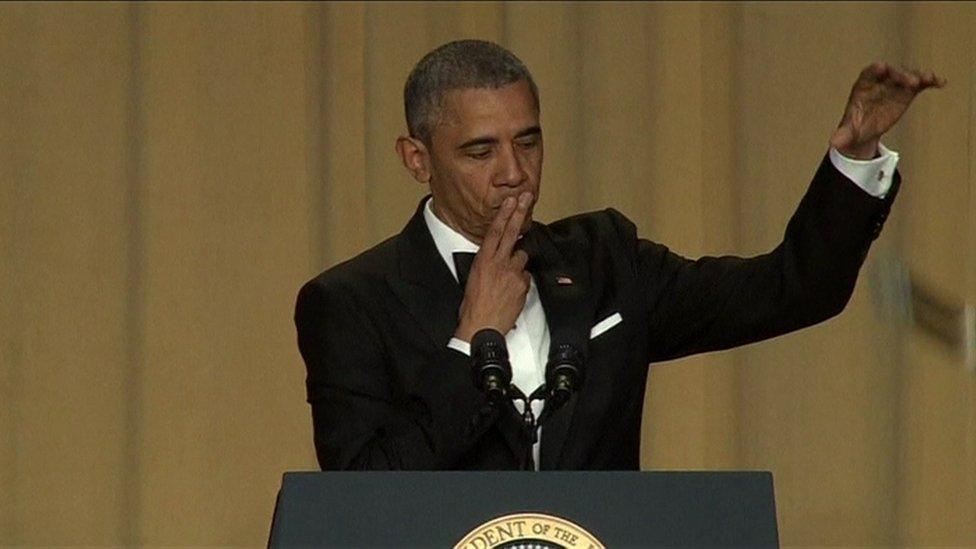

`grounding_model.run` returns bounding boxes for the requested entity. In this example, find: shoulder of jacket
[545,207,638,244]
[300,234,399,298]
